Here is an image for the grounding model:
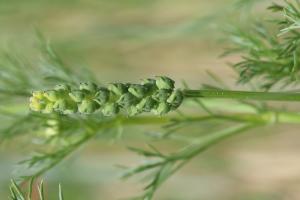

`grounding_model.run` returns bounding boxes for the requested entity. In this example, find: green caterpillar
[29,76,183,116]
